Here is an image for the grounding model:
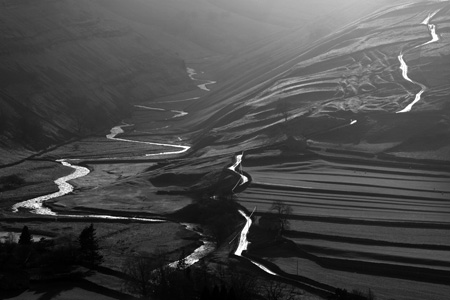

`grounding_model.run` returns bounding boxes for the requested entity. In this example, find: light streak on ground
[153,97,200,104]
[134,105,189,118]
[172,110,188,118]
